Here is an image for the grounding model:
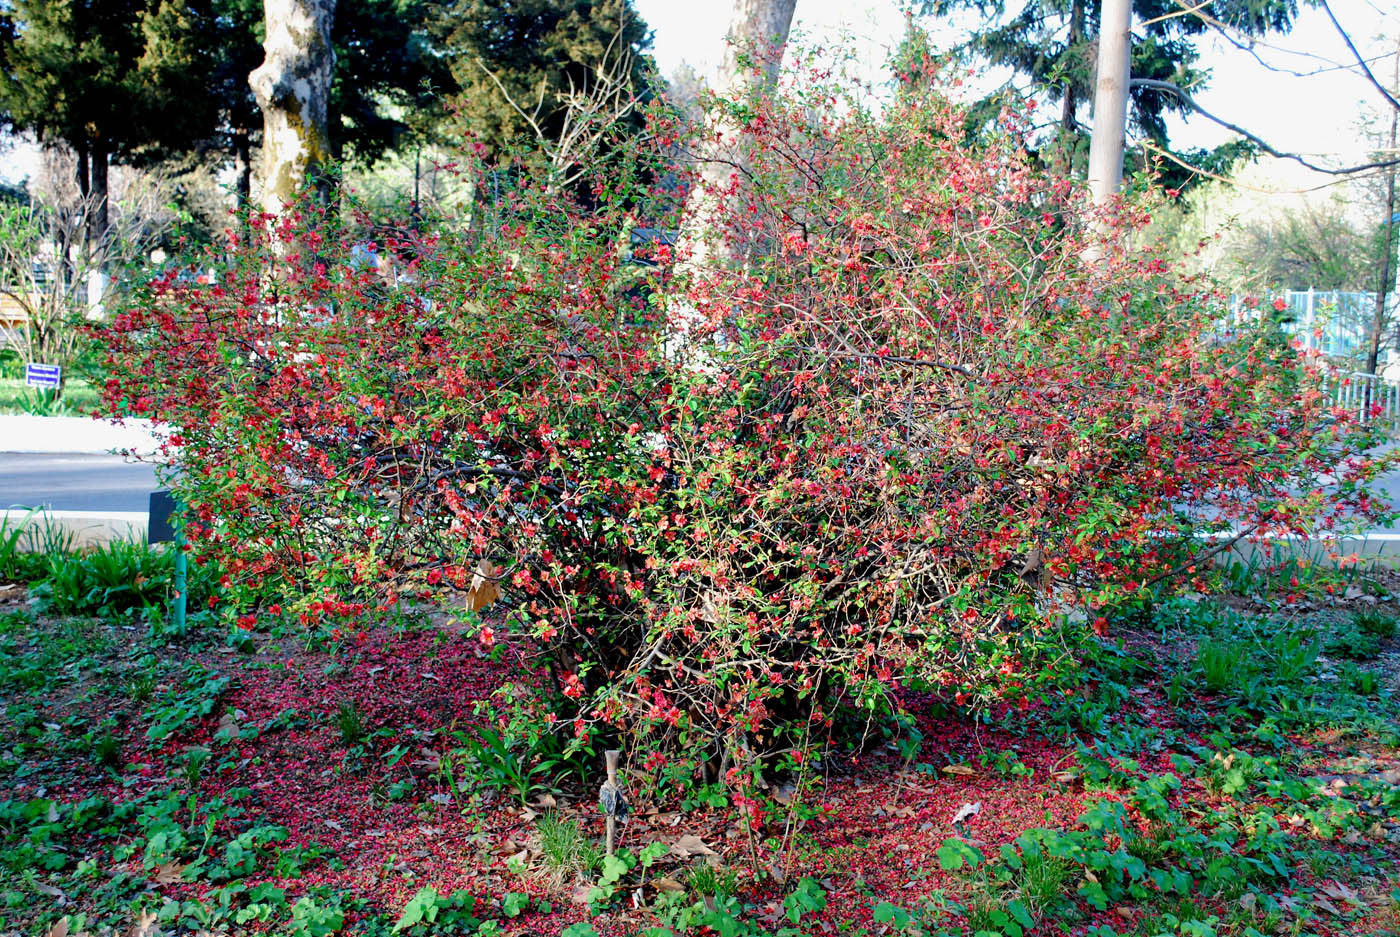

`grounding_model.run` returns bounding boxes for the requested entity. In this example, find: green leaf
[1008,899,1035,929]
[502,892,529,917]
[935,838,983,871]
[560,925,599,937]
[392,887,440,933]
[872,902,912,927]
